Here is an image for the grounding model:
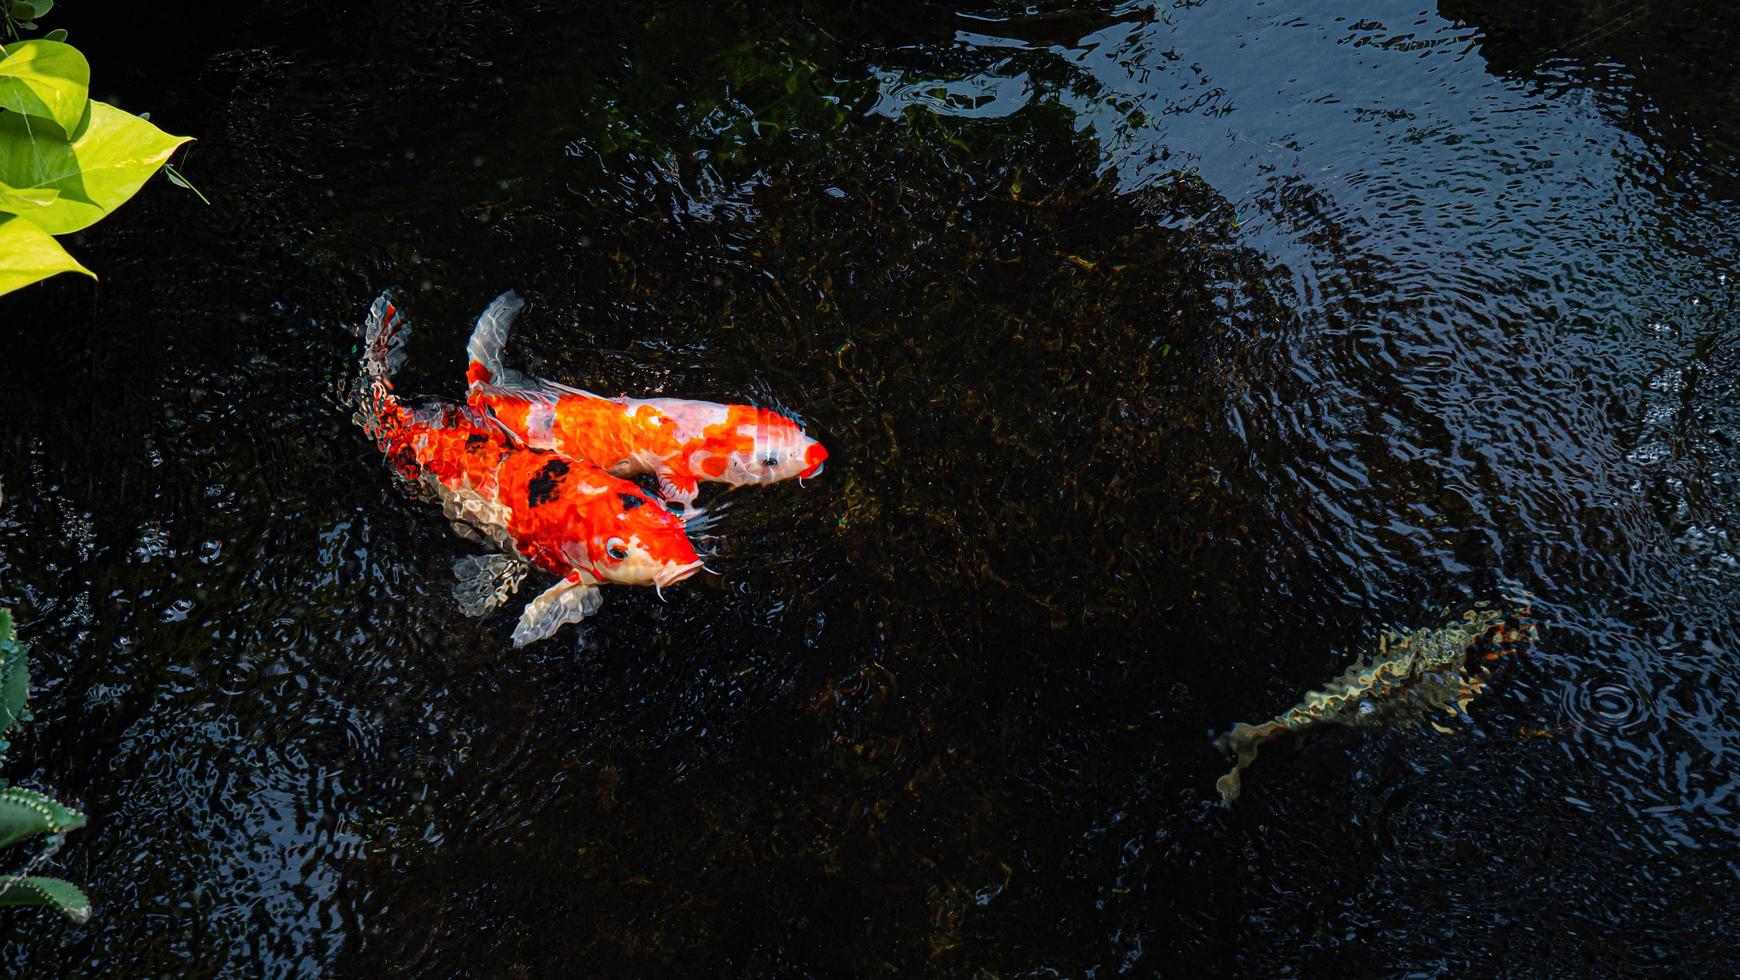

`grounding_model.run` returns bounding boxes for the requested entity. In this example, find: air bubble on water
[134,524,171,562]
[1626,442,1669,466]
[1577,682,1650,735]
